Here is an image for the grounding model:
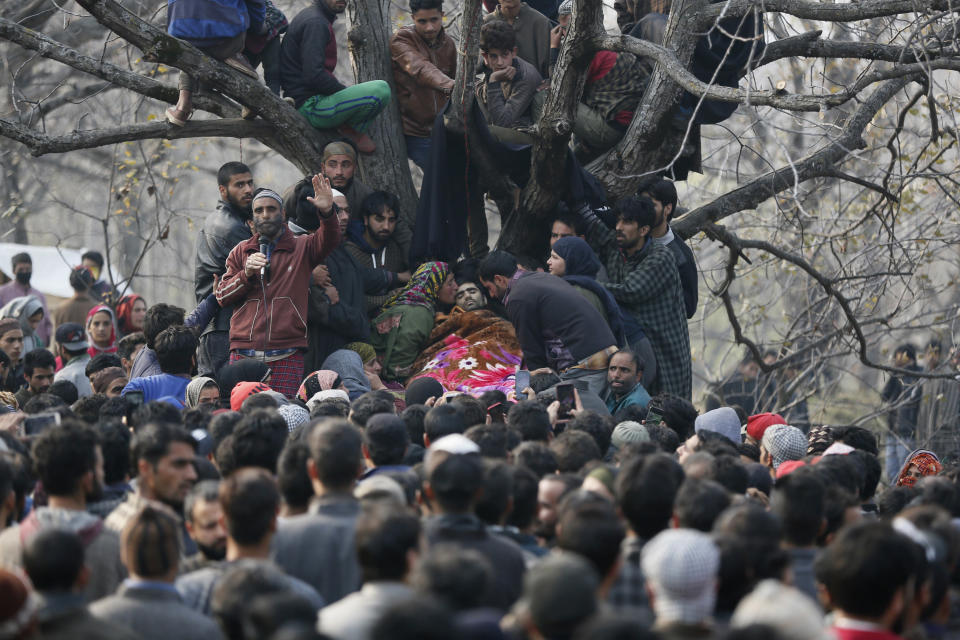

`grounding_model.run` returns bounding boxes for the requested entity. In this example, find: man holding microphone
[215,174,340,398]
